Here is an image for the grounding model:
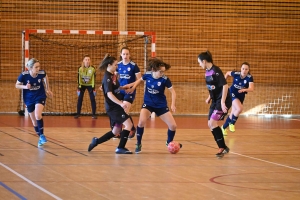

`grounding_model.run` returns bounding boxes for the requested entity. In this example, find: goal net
[21,29,155,115]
